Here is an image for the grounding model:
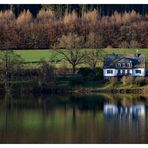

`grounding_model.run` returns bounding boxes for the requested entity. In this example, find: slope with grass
[15,48,148,63]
